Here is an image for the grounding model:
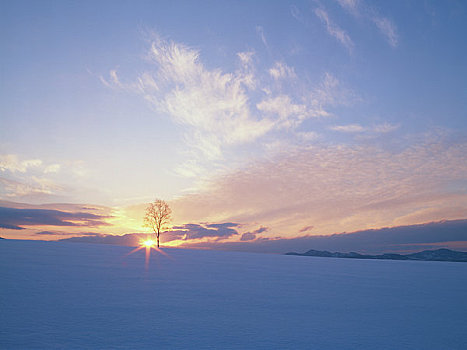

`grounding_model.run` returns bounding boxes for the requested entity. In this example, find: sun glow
[142,239,157,248]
